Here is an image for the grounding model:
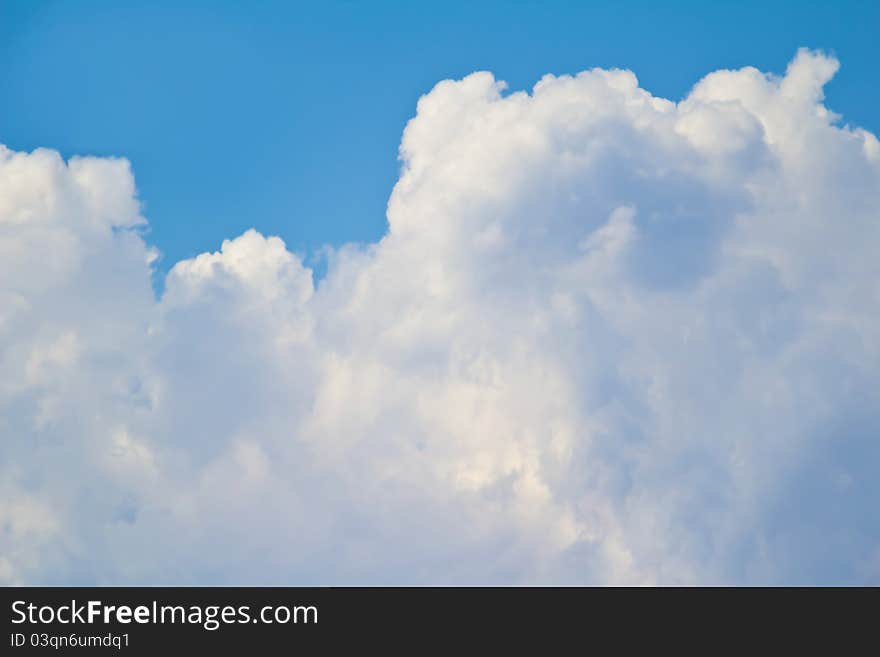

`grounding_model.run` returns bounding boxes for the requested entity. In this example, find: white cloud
[1,49,879,584]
